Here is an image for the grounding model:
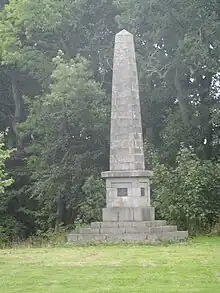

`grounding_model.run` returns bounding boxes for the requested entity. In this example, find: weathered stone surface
[68,230,188,243]
[150,226,177,233]
[78,234,106,241]
[79,228,100,234]
[91,220,167,229]
[105,177,151,208]
[100,227,151,234]
[90,222,102,228]
[67,234,79,242]
[135,221,166,227]
[101,170,153,178]
[133,207,155,221]
[148,231,188,242]
[110,31,145,171]
[106,233,147,242]
[102,207,155,222]
[101,30,152,211]
[100,227,127,234]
